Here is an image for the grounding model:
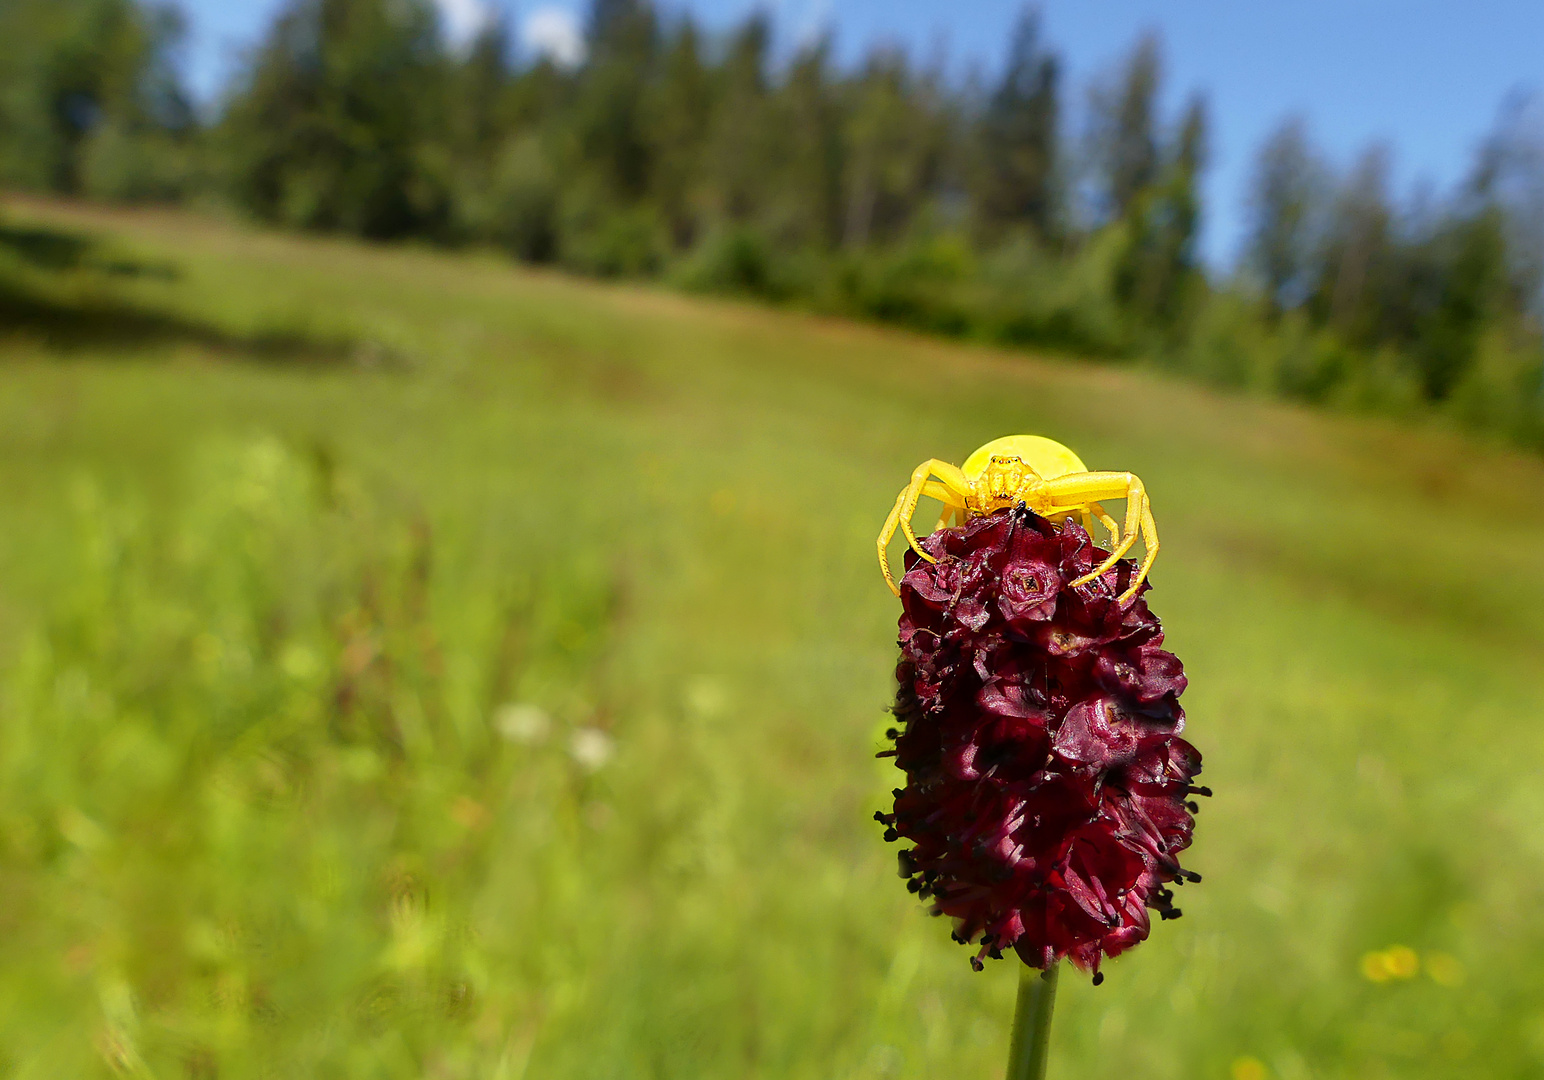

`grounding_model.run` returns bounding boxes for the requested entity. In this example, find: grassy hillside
[1,196,1542,1080]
